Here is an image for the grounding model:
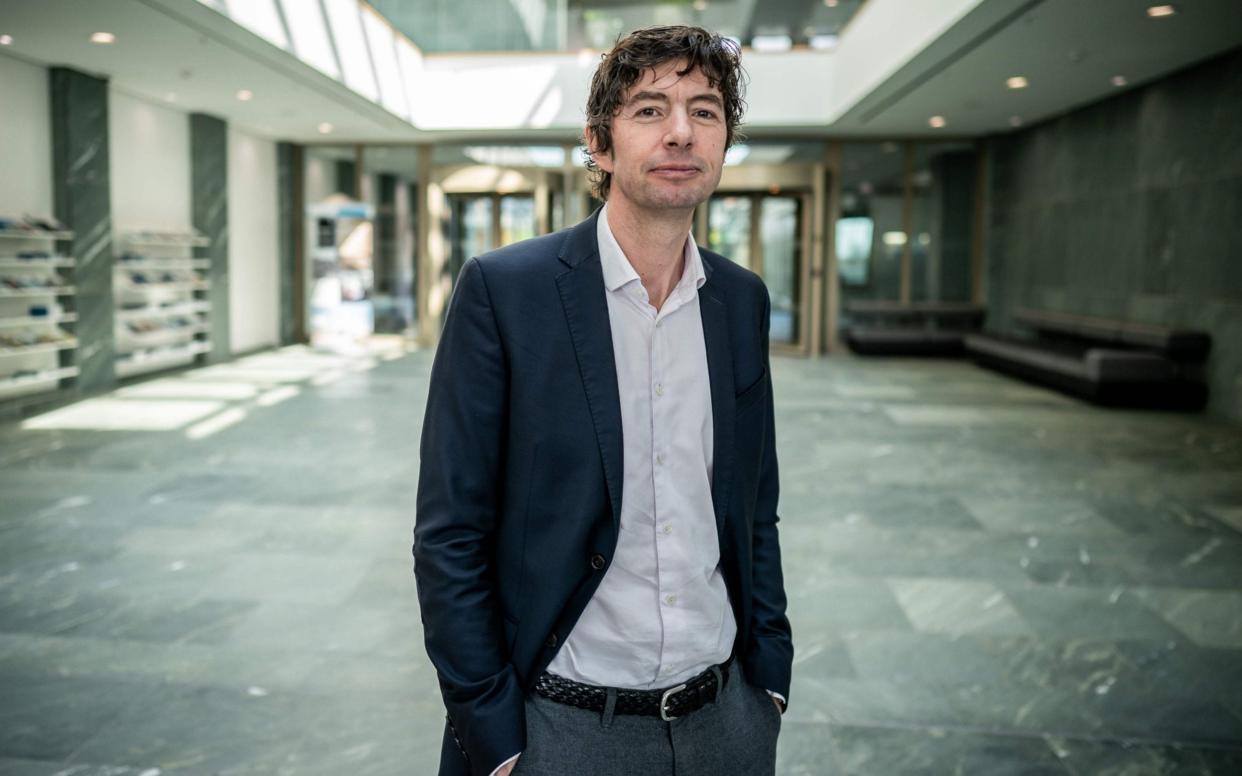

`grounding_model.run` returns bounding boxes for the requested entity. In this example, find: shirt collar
[597,203,706,295]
